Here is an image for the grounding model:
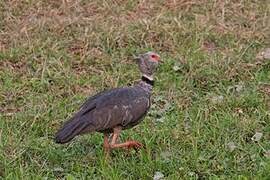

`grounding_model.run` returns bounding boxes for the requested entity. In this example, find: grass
[1,0,270,179]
